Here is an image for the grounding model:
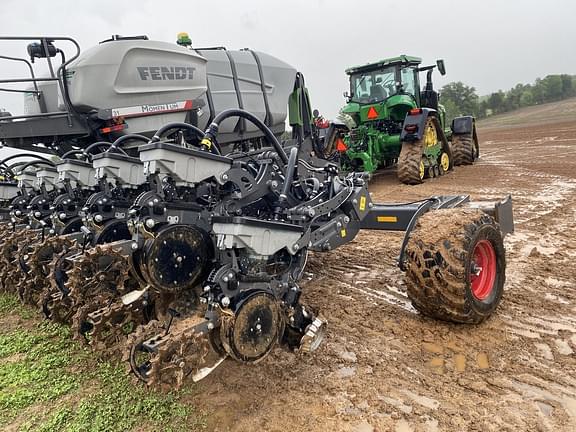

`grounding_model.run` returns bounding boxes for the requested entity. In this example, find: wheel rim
[419,161,425,180]
[470,240,497,301]
[440,153,450,171]
[424,121,437,147]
